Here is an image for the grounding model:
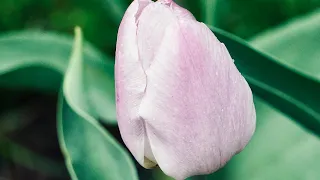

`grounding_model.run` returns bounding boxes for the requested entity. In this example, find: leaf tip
[74,26,82,39]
